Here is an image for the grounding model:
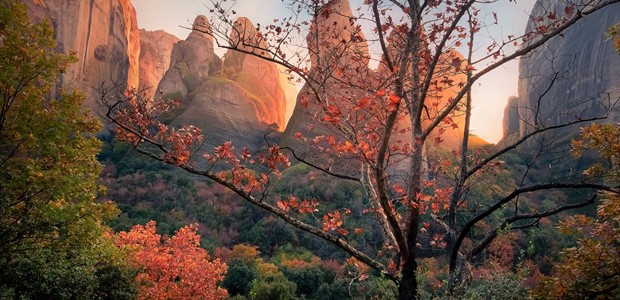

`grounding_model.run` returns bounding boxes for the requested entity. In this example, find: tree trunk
[399,138,423,300]
[398,260,418,300]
